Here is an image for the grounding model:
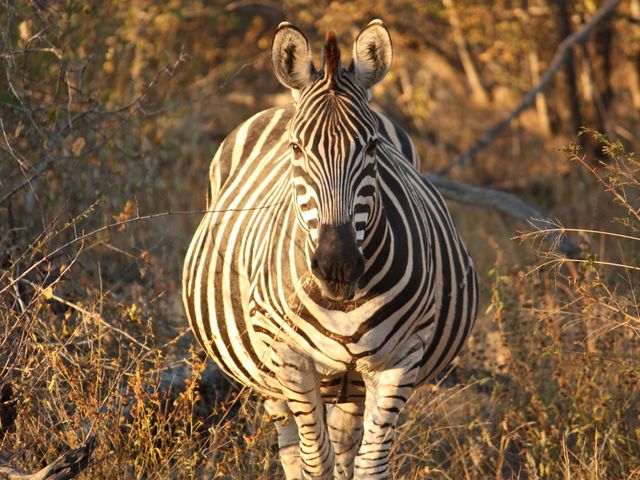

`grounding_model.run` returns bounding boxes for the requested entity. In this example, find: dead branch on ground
[426,173,582,258]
